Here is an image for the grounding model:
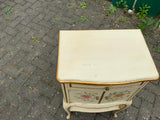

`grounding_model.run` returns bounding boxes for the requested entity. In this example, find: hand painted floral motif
[74,91,99,102]
[104,90,131,102]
